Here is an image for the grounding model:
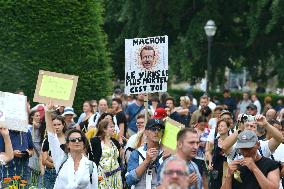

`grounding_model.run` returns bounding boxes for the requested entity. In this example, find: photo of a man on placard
[140,46,155,70]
